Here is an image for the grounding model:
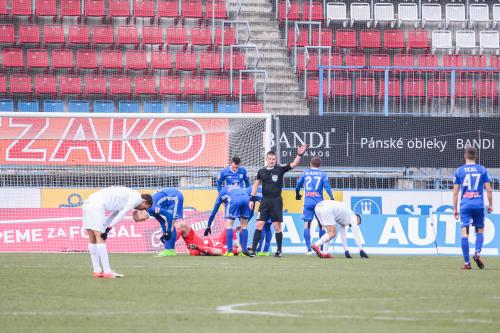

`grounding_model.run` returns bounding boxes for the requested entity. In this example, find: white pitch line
[217,299,330,317]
